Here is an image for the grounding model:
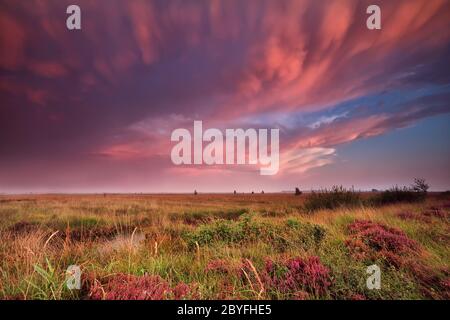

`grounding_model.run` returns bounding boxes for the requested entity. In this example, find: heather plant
[406,262,450,299]
[88,273,198,300]
[397,211,431,223]
[422,207,448,219]
[396,211,416,220]
[242,256,332,299]
[205,259,233,274]
[345,220,419,265]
